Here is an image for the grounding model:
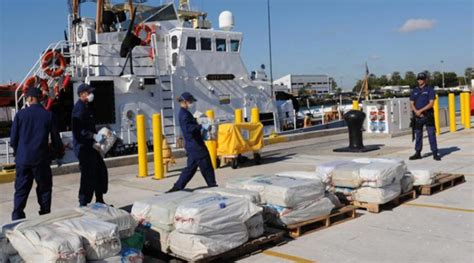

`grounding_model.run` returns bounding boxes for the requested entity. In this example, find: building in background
[273,74,332,95]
